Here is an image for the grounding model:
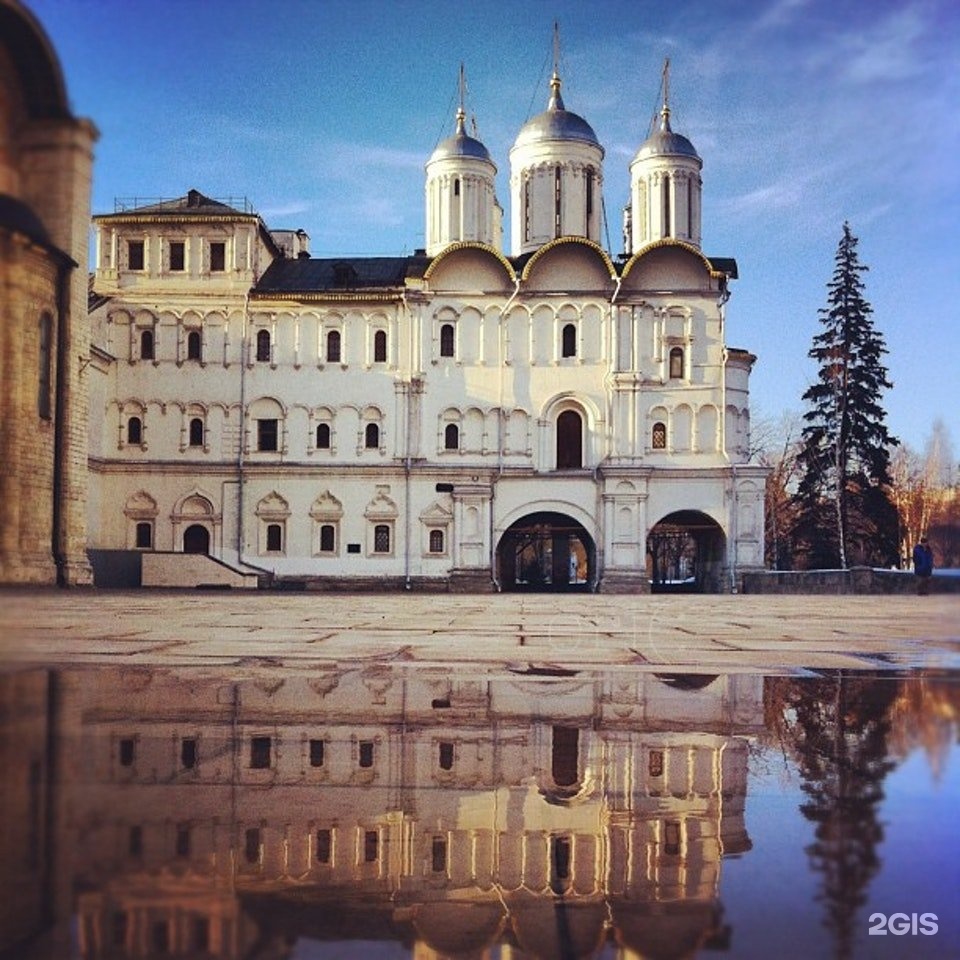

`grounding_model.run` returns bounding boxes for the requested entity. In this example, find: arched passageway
[497,512,595,592]
[183,524,210,554]
[647,510,725,593]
